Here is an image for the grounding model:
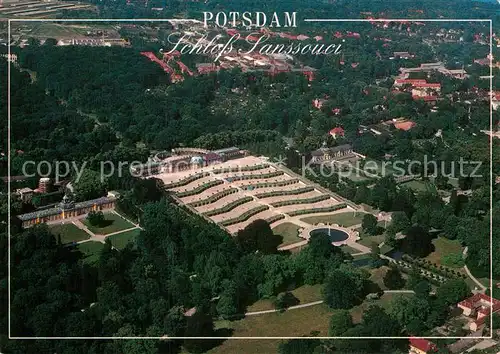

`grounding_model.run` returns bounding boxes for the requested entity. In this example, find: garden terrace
[265,214,286,225]
[212,164,269,174]
[202,197,254,217]
[211,201,265,223]
[270,194,331,208]
[277,198,343,214]
[175,180,224,198]
[217,167,276,179]
[239,178,300,190]
[163,172,208,189]
[169,175,216,193]
[180,185,235,204]
[264,191,326,206]
[219,205,270,227]
[187,188,238,207]
[225,209,279,233]
[287,203,348,217]
[221,170,283,181]
[195,193,250,214]
[254,186,315,198]
[232,174,293,188]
